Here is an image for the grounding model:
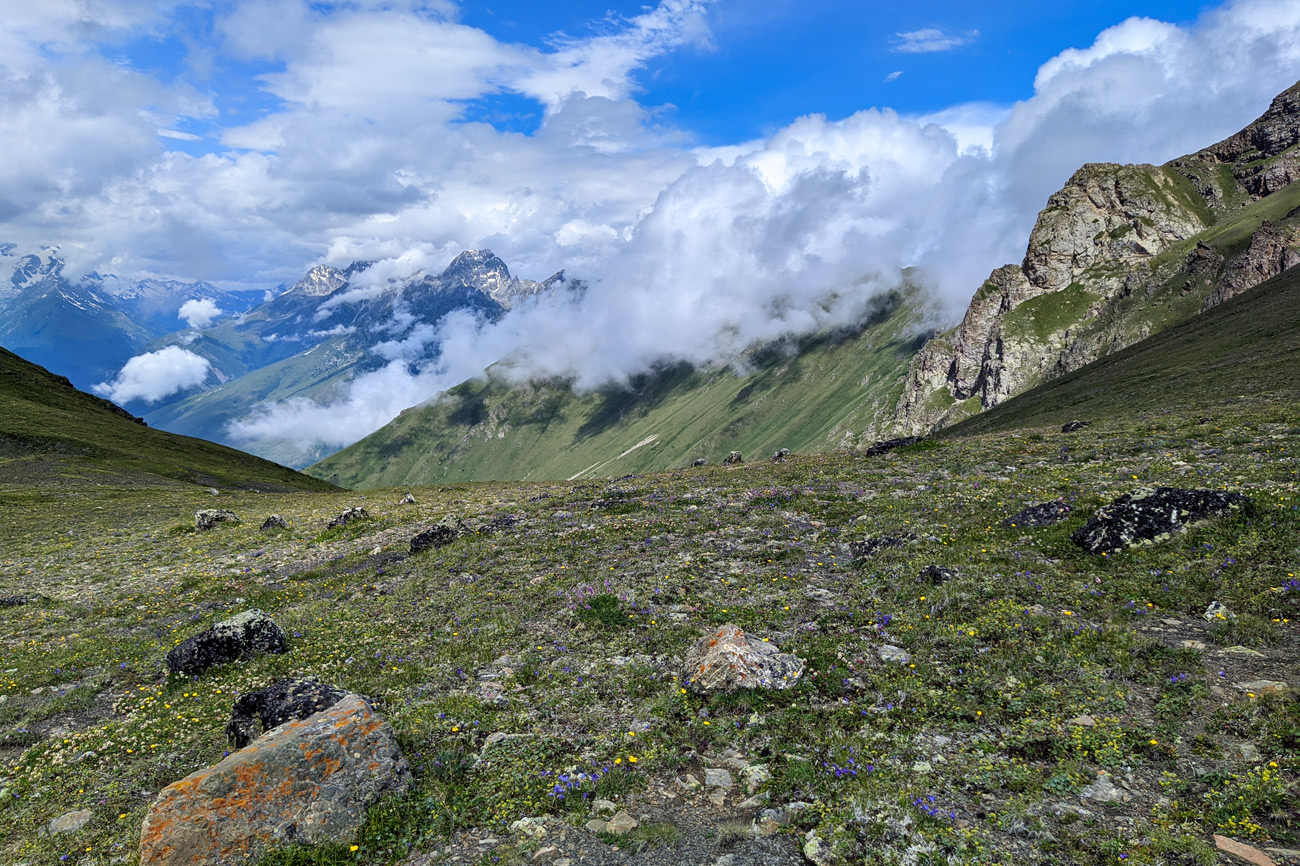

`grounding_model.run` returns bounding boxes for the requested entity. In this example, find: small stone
[803,829,838,866]
[1205,600,1236,622]
[739,763,771,793]
[713,855,737,866]
[1079,772,1127,803]
[585,819,607,833]
[1221,645,1265,657]
[556,860,573,866]
[604,811,638,835]
[592,799,617,815]
[1214,834,1278,866]
[676,773,701,791]
[918,564,956,585]
[533,846,558,860]
[878,644,911,664]
[509,817,547,840]
[1179,640,1208,650]
[1067,715,1096,727]
[1234,680,1289,697]
[704,767,733,789]
[1233,743,1262,763]
[911,761,932,774]
[47,809,92,834]
[708,788,728,806]
[738,794,767,809]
